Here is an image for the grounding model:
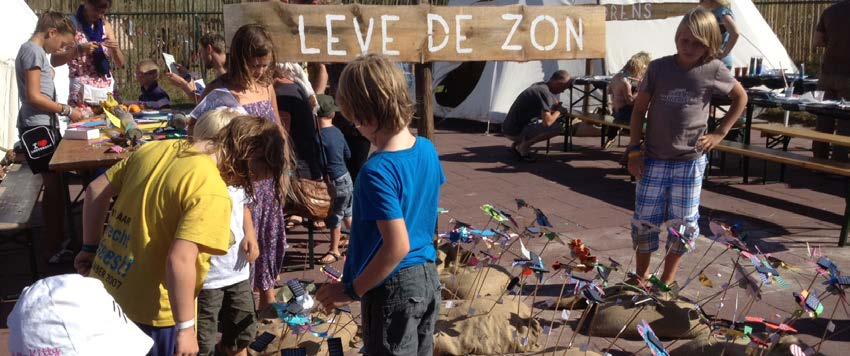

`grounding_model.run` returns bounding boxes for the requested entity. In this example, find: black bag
[20,125,58,161]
